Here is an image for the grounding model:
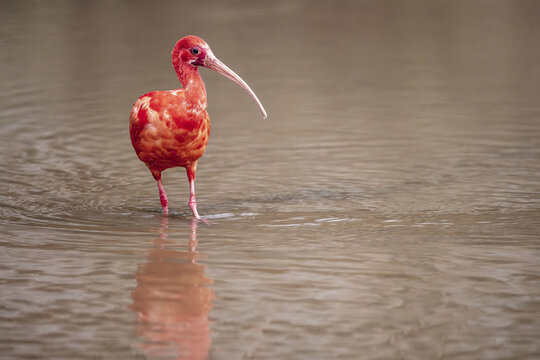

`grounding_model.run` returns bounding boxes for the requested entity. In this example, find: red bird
[130,35,266,218]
